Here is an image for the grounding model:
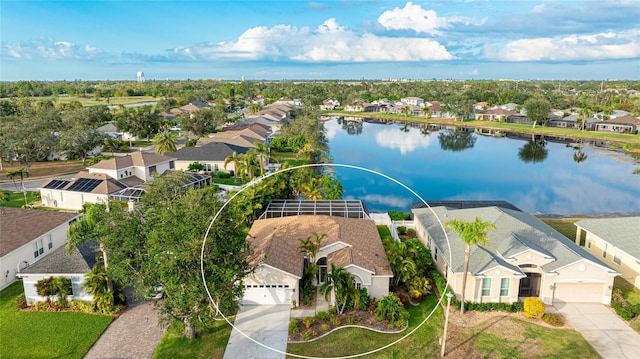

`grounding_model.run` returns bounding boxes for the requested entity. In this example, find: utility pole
[441,292,454,357]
